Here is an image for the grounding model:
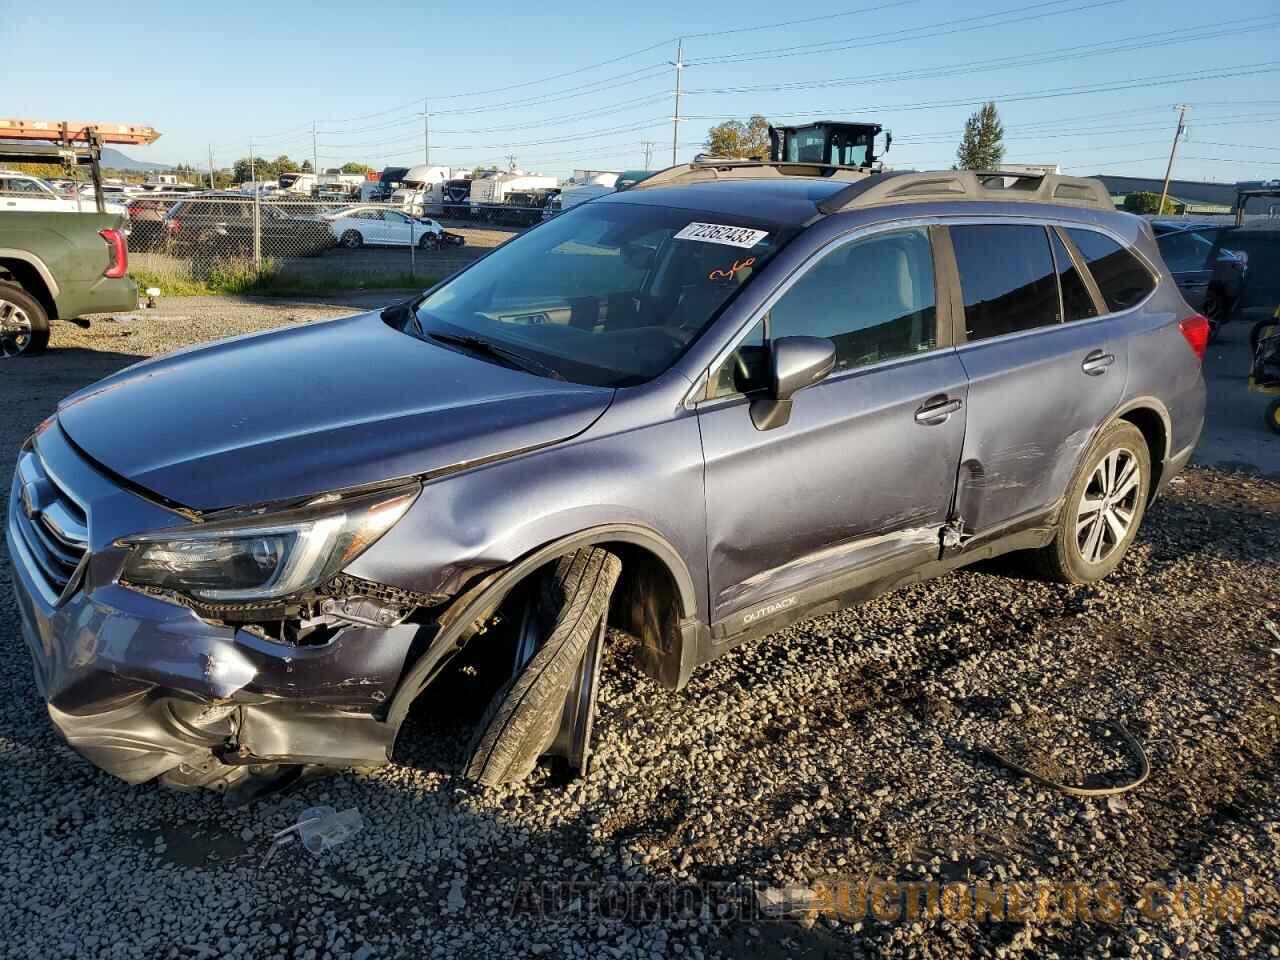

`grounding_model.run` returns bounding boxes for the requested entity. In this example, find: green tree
[1122,191,1183,215]
[955,102,1006,170]
[273,155,300,174]
[704,115,771,159]
[340,162,375,174]
[300,159,314,173]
